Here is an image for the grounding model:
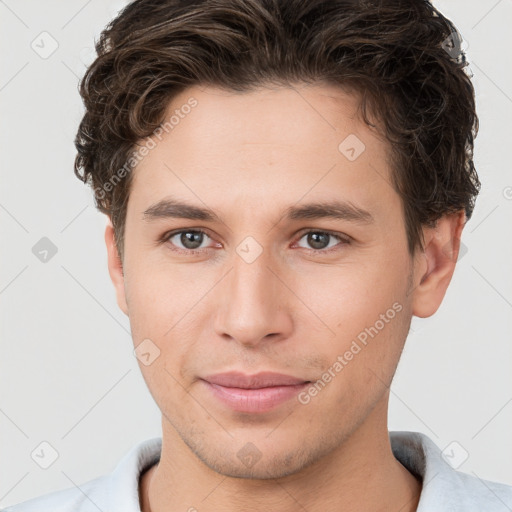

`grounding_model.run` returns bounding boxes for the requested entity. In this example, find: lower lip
[201,380,310,413]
